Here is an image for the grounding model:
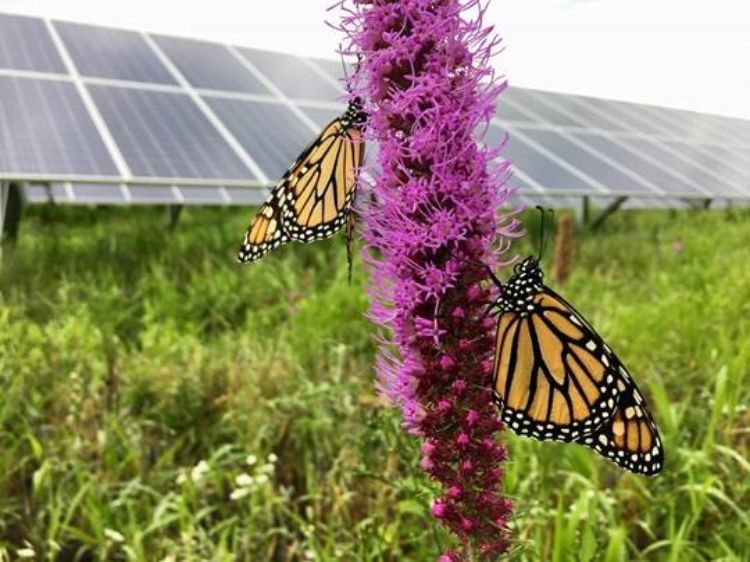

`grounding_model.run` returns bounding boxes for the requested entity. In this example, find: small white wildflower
[176,472,188,485]
[245,454,258,466]
[190,460,210,482]
[267,452,278,463]
[235,473,254,487]
[104,528,125,543]
[230,487,251,501]
[255,473,269,485]
[303,548,315,561]
[17,547,35,559]
[259,463,275,475]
